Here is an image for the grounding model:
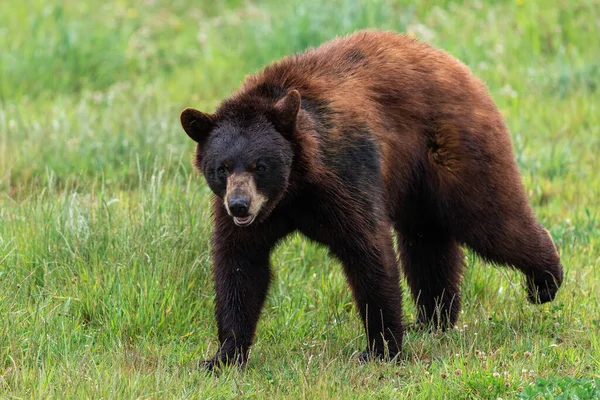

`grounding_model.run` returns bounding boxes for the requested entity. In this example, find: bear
[179,29,564,370]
